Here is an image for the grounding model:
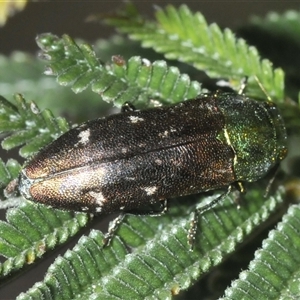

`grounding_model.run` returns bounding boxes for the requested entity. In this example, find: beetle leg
[103,214,125,247]
[215,77,248,94]
[147,198,168,216]
[121,102,136,112]
[233,181,246,208]
[237,77,248,94]
[264,163,281,198]
[188,186,232,249]
[103,199,168,247]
